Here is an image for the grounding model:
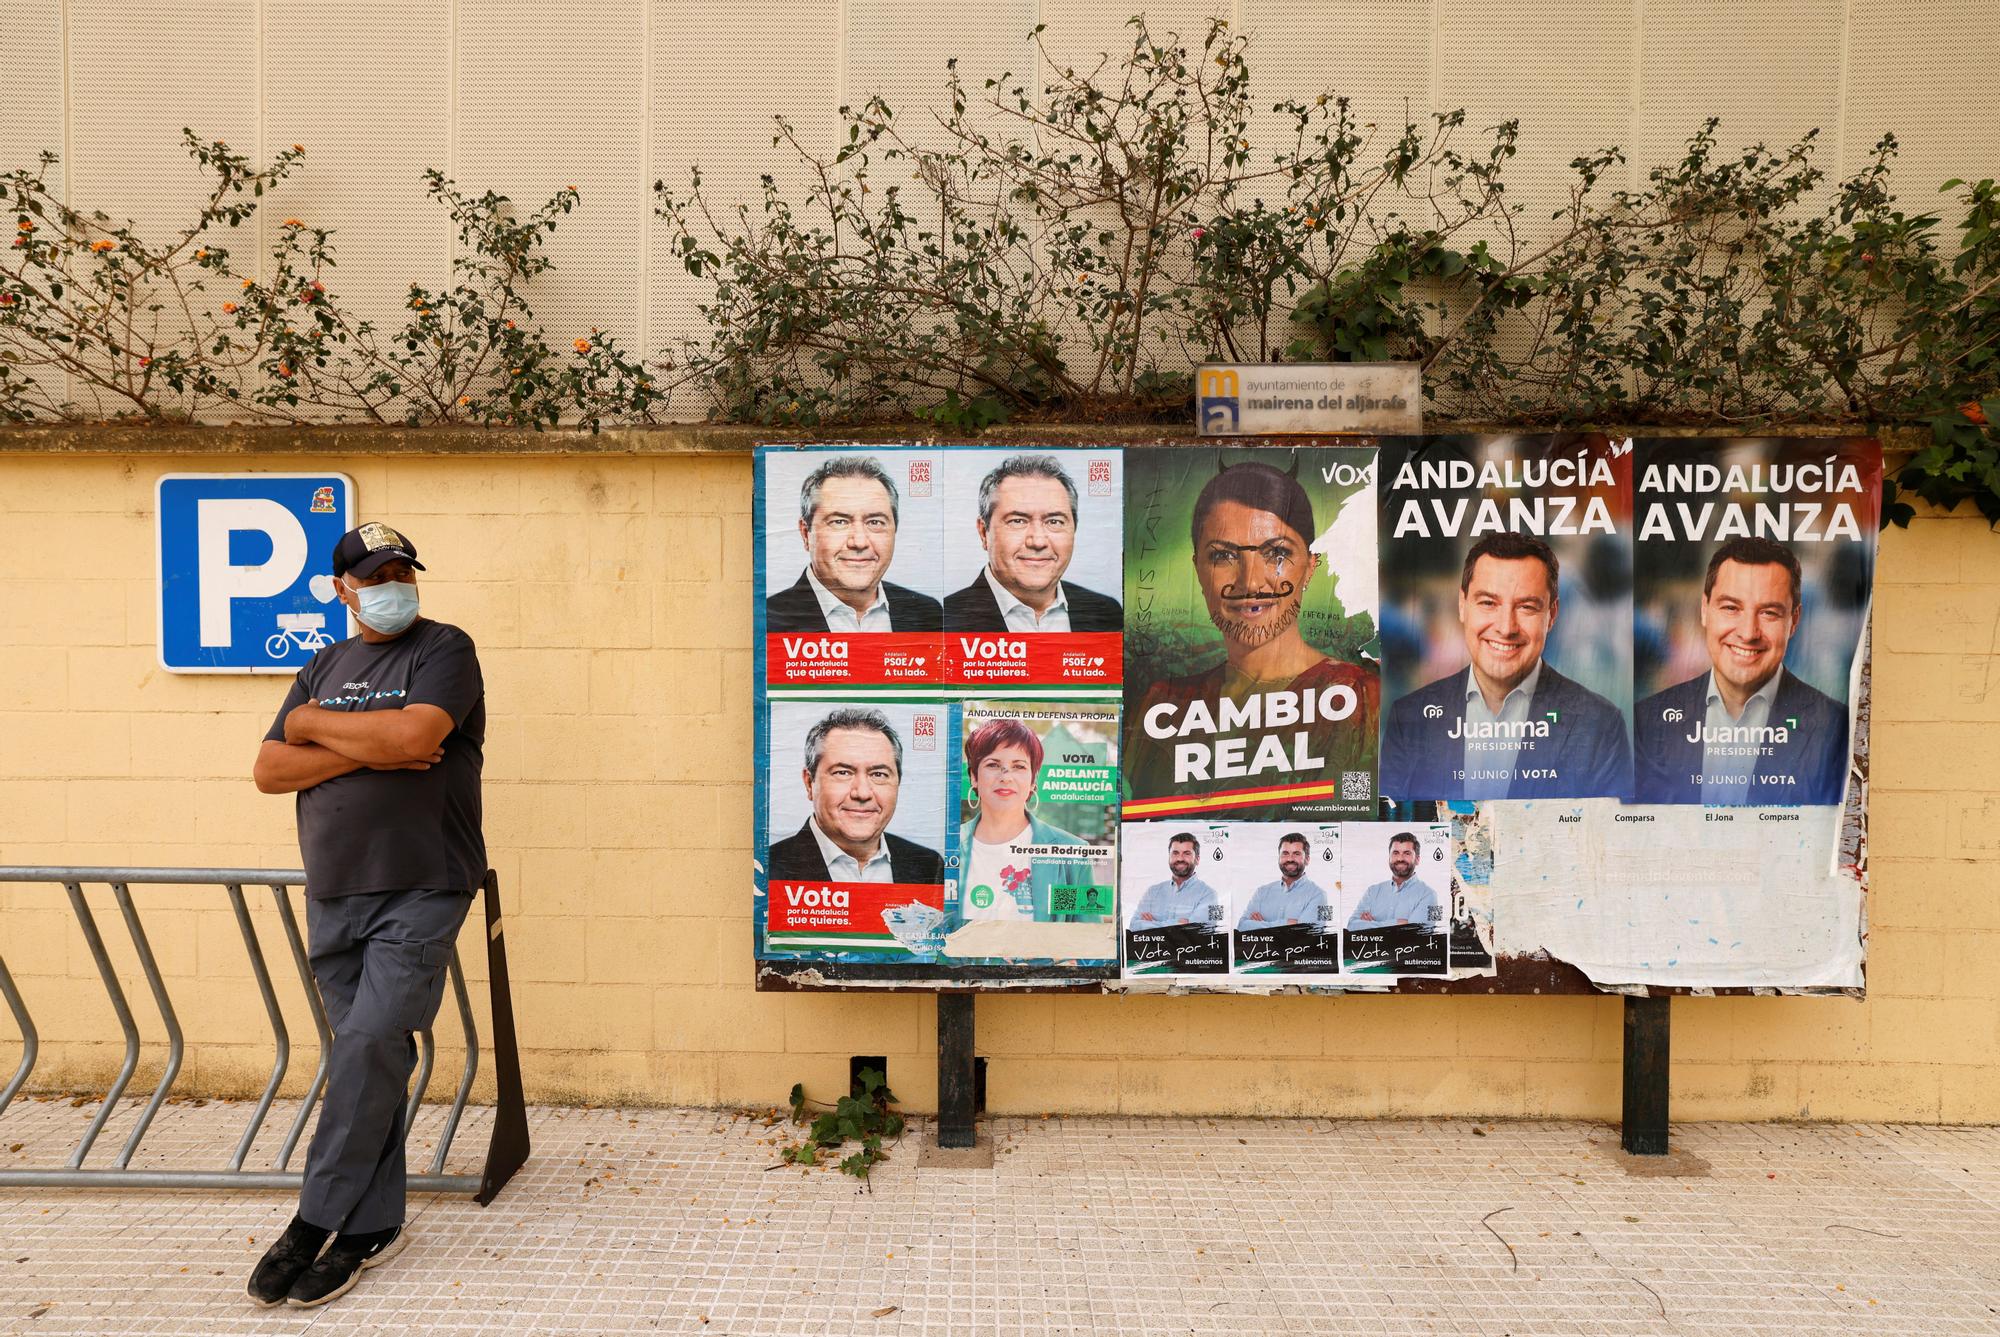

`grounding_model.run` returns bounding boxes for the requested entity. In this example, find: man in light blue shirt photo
[1346,831,1439,931]
[1236,832,1329,930]
[1130,832,1222,929]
